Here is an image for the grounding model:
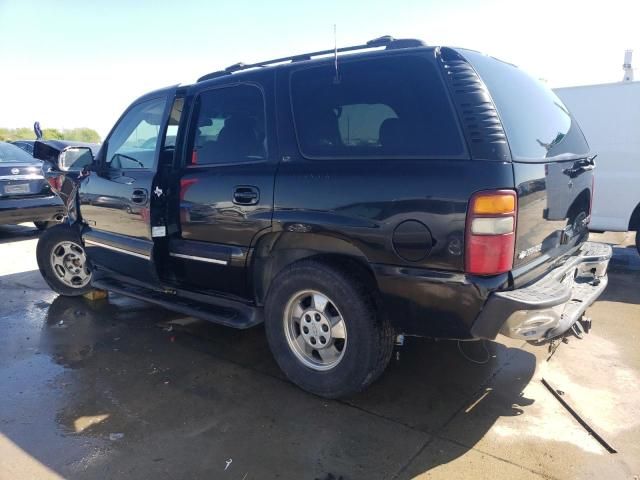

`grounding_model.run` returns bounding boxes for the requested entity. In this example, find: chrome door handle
[233,186,259,205]
[131,189,148,204]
